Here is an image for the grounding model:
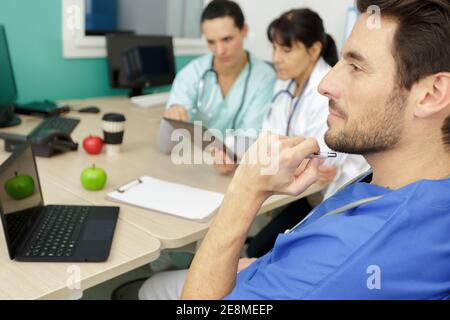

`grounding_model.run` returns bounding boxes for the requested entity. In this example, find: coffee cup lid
[102,113,126,122]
